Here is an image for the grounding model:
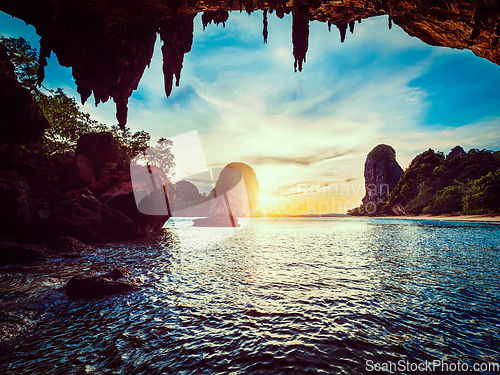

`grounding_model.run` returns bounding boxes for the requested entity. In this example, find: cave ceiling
[1,0,499,128]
